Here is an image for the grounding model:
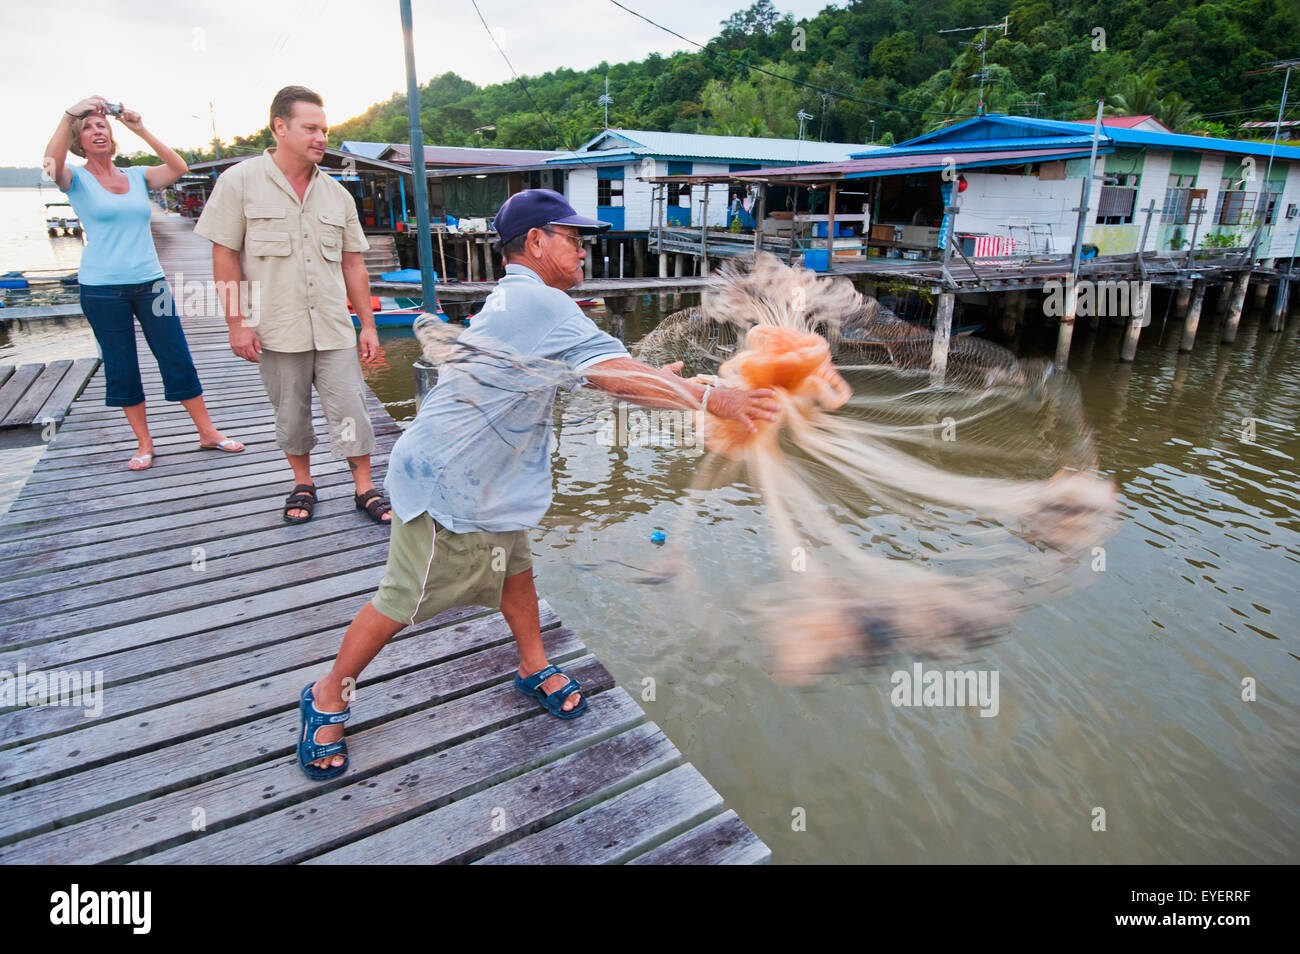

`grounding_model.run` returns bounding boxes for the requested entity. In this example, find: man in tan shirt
[196,85,392,525]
